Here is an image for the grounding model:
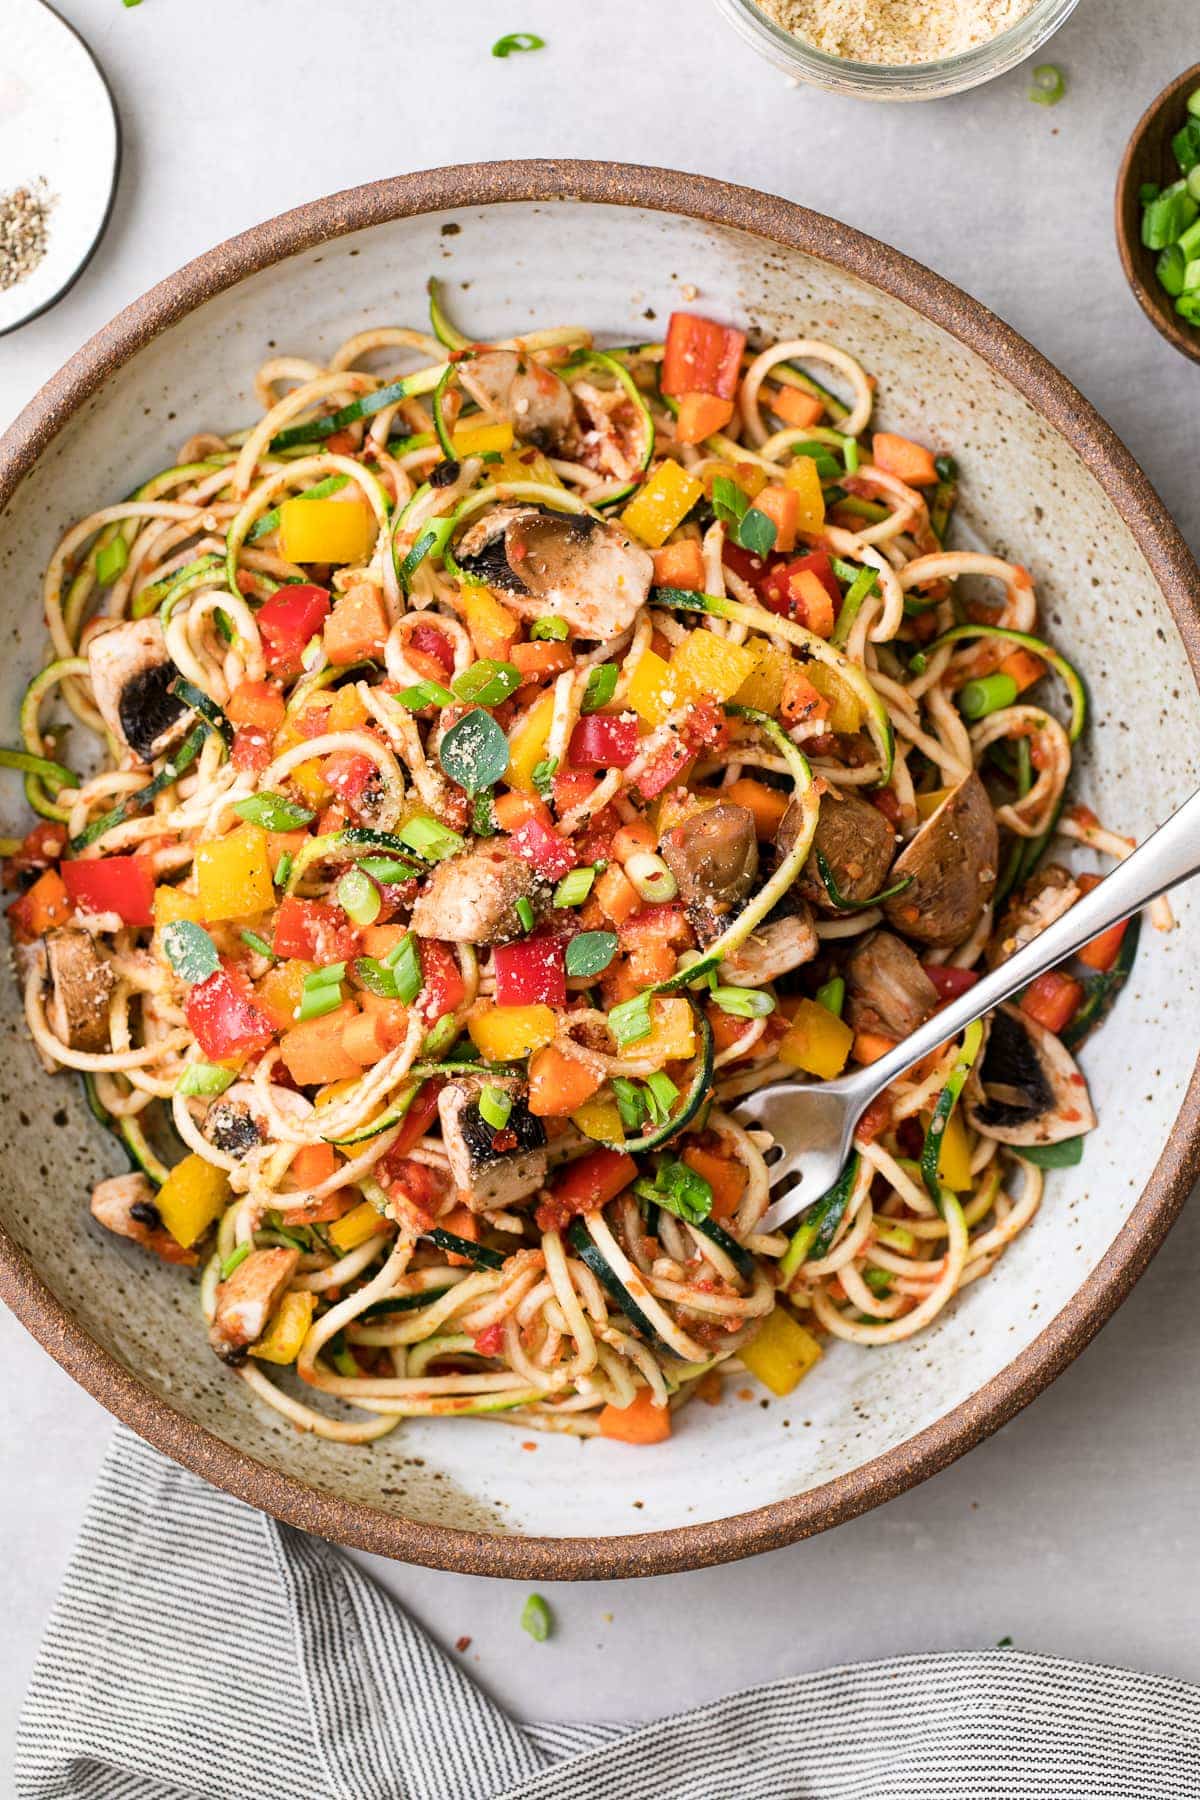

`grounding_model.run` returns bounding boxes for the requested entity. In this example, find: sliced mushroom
[986,864,1081,970]
[409,847,536,944]
[882,770,998,948]
[44,927,114,1052]
[720,909,818,987]
[459,349,576,452]
[209,1246,300,1365]
[437,1080,548,1213]
[660,802,759,947]
[964,1004,1096,1146]
[796,791,896,912]
[90,1171,197,1265]
[846,929,939,1040]
[87,619,189,763]
[454,505,652,641]
[203,1098,264,1160]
